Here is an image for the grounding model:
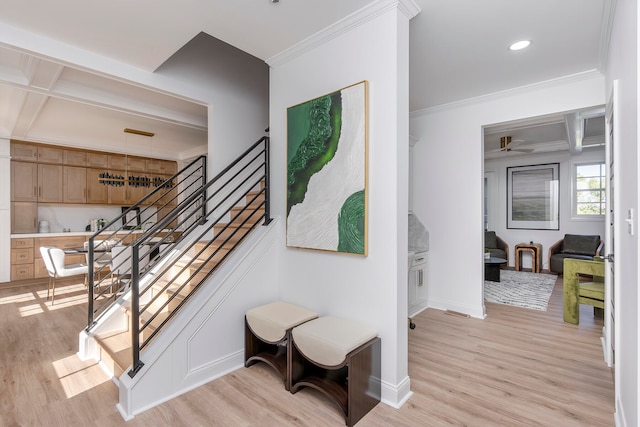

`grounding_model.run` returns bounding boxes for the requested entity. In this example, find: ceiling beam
[564,112,583,155]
